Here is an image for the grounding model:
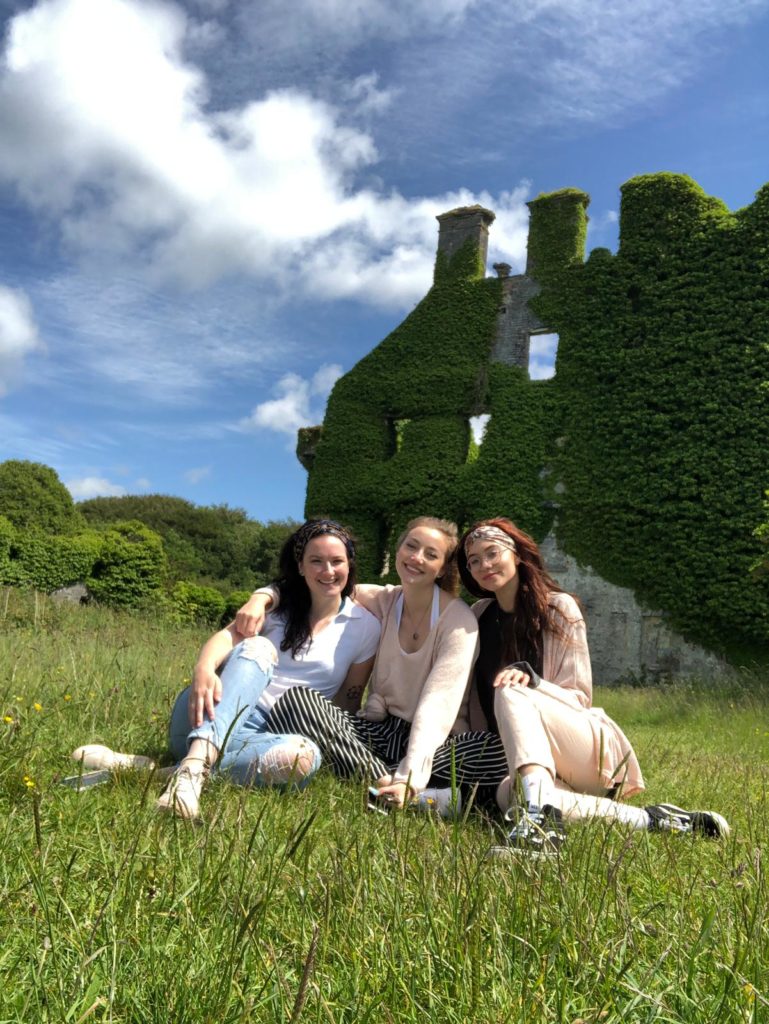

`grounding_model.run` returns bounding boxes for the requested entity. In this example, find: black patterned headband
[293,520,354,563]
